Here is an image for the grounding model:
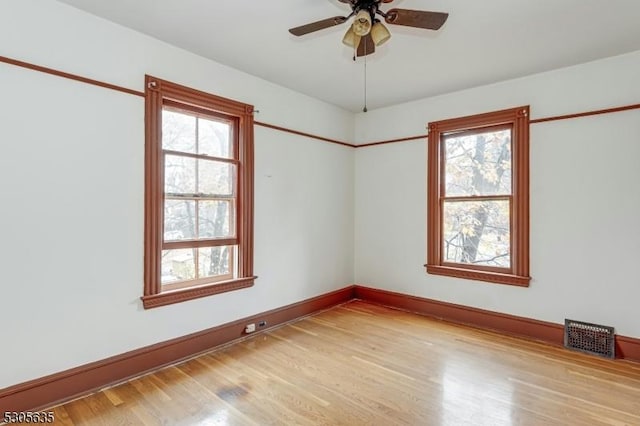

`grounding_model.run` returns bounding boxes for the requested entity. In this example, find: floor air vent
[564,319,615,359]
